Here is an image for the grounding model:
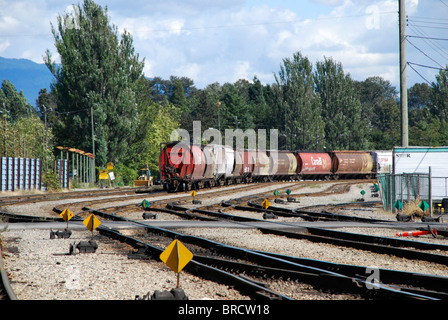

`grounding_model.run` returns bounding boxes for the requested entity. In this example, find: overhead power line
[408,16,448,21]
[408,61,447,71]
[407,35,448,41]
[406,37,444,68]
[407,22,448,61]
[407,62,432,84]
